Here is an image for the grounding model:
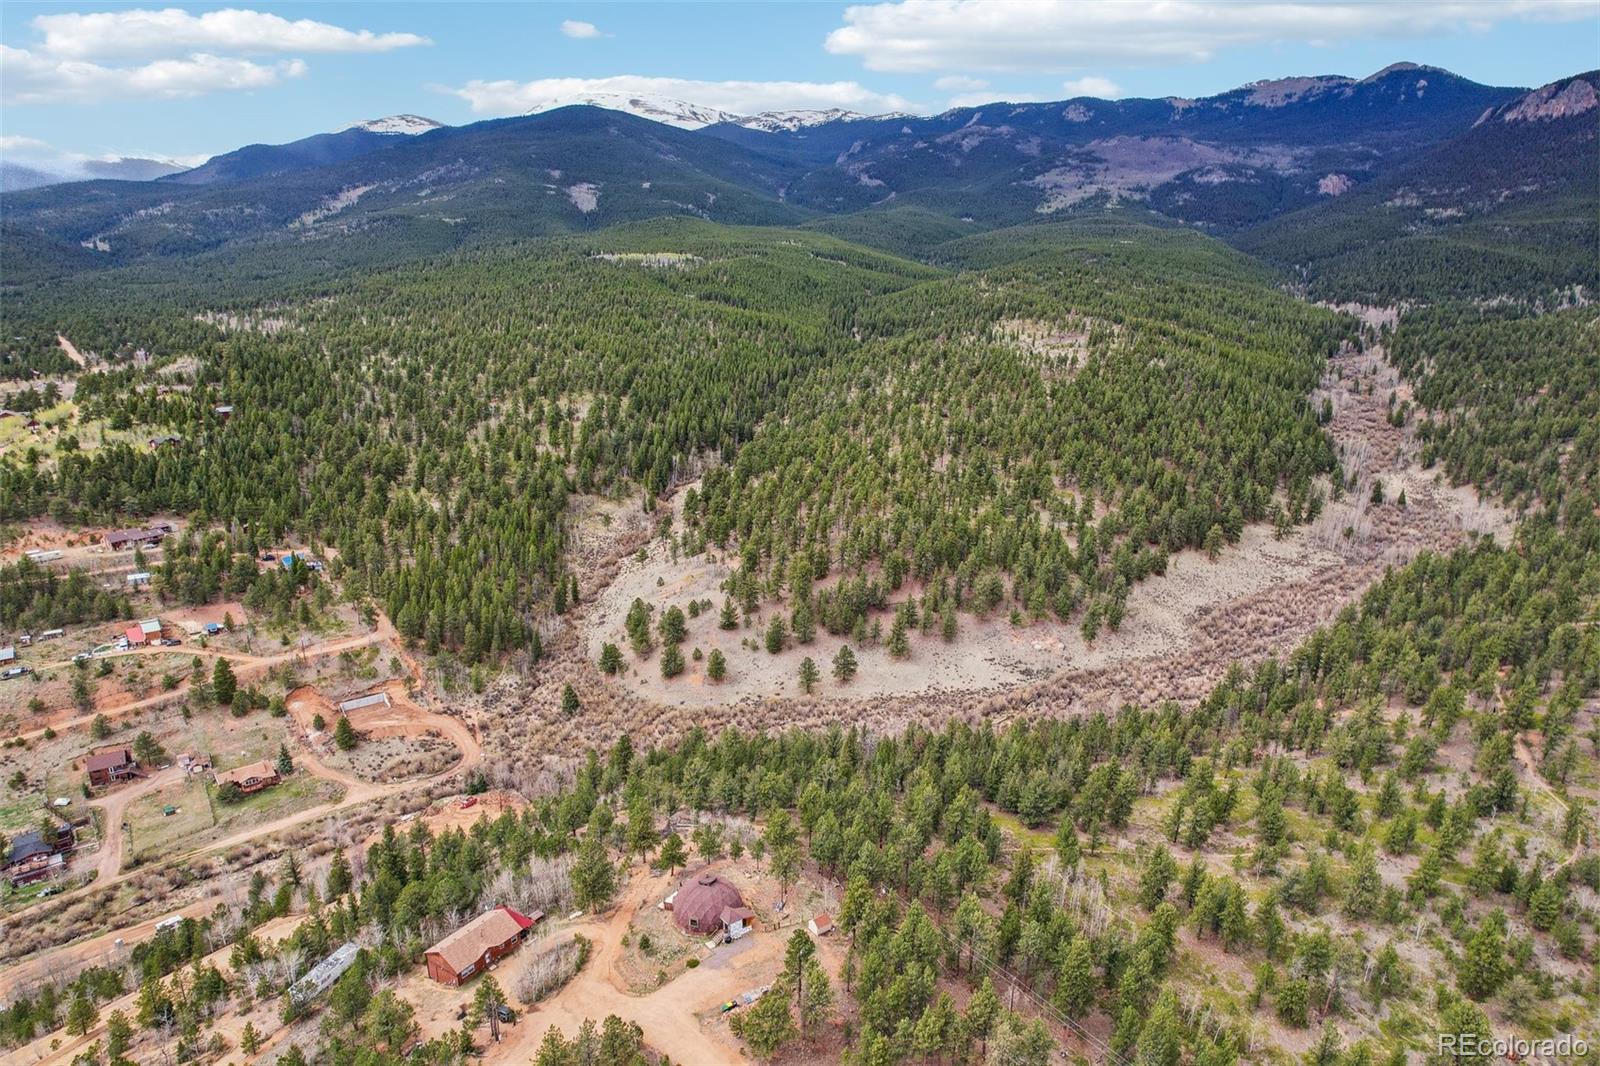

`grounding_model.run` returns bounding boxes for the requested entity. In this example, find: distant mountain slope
[1236,70,1599,301]
[0,63,1573,287]
[1,156,186,192]
[1,107,808,275]
[702,63,1520,229]
[163,118,444,185]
